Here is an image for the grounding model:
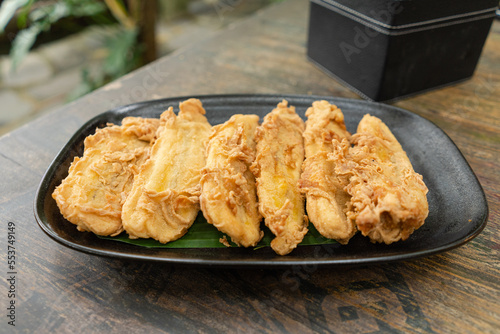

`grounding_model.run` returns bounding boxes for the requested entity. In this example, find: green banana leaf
[98,214,337,249]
